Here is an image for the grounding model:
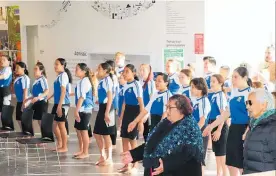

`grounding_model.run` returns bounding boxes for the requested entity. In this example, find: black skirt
[210,120,229,156]
[150,114,162,131]
[226,124,247,168]
[16,102,23,121]
[51,104,70,122]
[93,103,115,135]
[32,100,48,120]
[74,112,92,131]
[0,86,10,112]
[120,104,140,140]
